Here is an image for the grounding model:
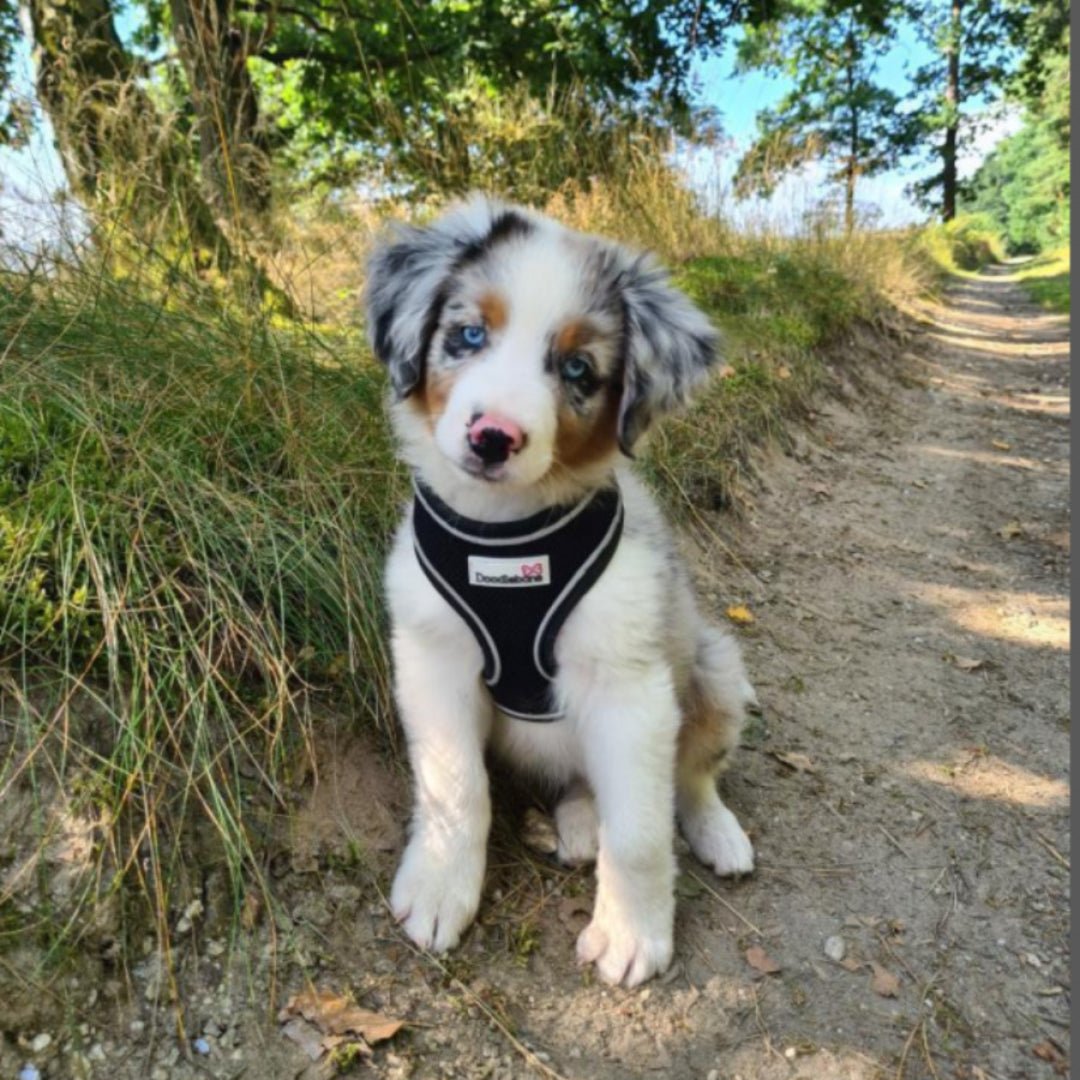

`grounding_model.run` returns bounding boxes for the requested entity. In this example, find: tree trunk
[26,0,235,271]
[942,0,963,222]
[169,0,273,240]
[844,27,858,235]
